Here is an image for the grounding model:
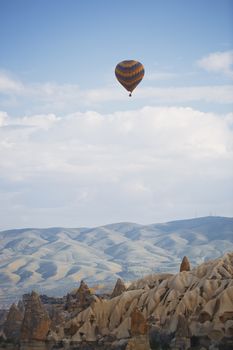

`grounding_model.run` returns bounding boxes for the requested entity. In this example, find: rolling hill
[0,216,233,307]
